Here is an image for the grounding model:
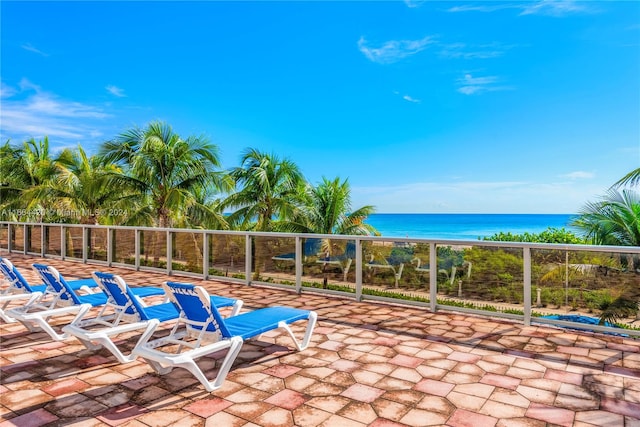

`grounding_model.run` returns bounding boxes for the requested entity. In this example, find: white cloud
[460,74,499,86]
[447,4,521,13]
[21,43,49,57]
[393,91,421,103]
[19,78,41,92]
[561,171,595,180]
[27,93,109,119]
[457,86,481,95]
[439,42,514,59]
[456,73,511,95]
[358,36,435,64]
[448,1,593,17]
[456,73,497,95]
[106,85,126,97]
[520,0,591,17]
[404,0,426,8]
[0,80,111,143]
[0,82,17,98]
